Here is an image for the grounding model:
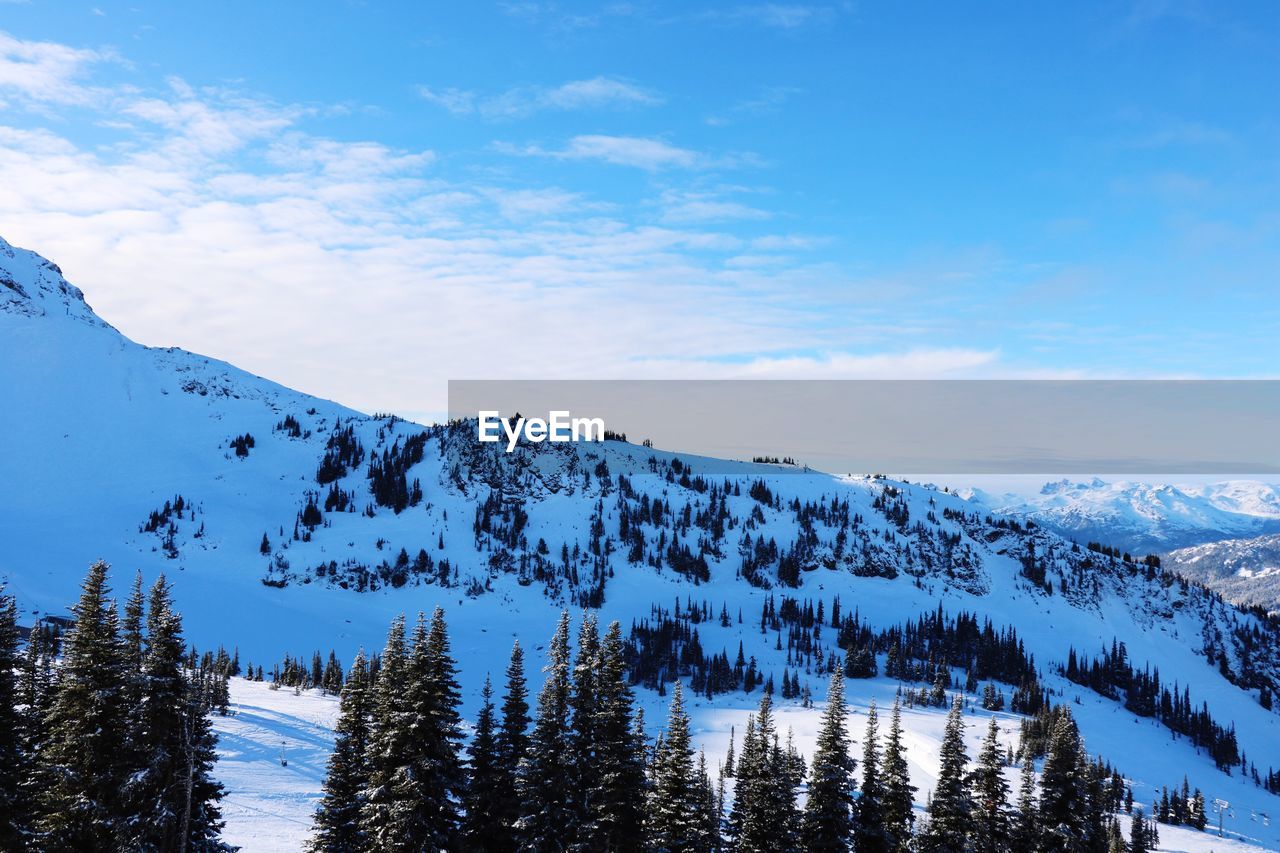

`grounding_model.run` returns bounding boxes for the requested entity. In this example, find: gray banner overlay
[447,380,1280,475]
